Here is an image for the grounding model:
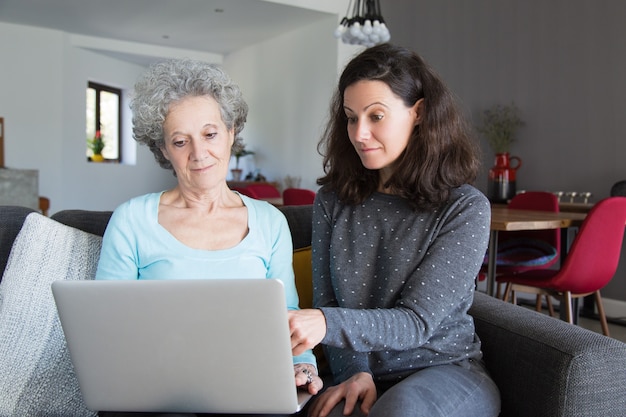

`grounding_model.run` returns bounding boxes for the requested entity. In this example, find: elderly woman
[95,59,321,415]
